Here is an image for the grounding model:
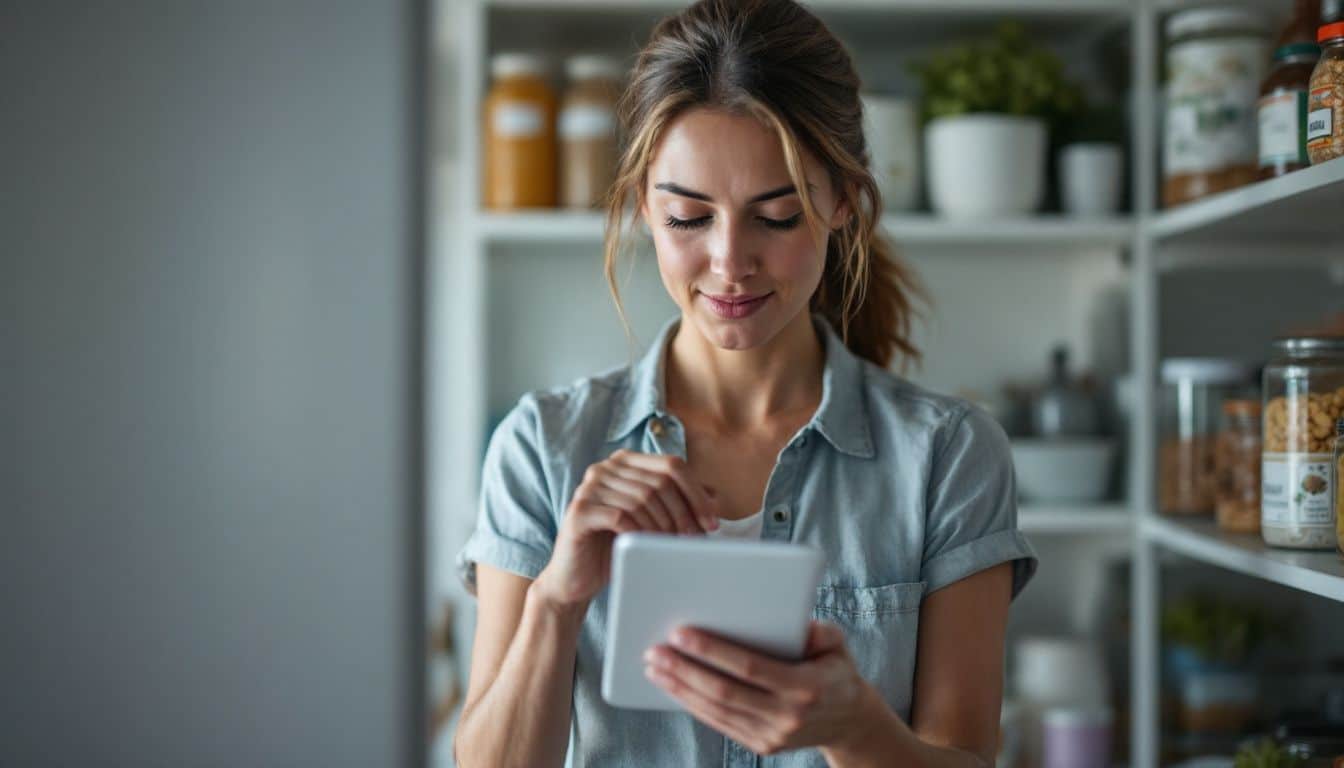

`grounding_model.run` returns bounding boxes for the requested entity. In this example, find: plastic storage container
[1163,8,1269,207]
[483,53,557,210]
[1160,359,1258,516]
[1261,337,1344,549]
[1308,22,1344,165]
[1216,399,1262,533]
[559,55,622,209]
